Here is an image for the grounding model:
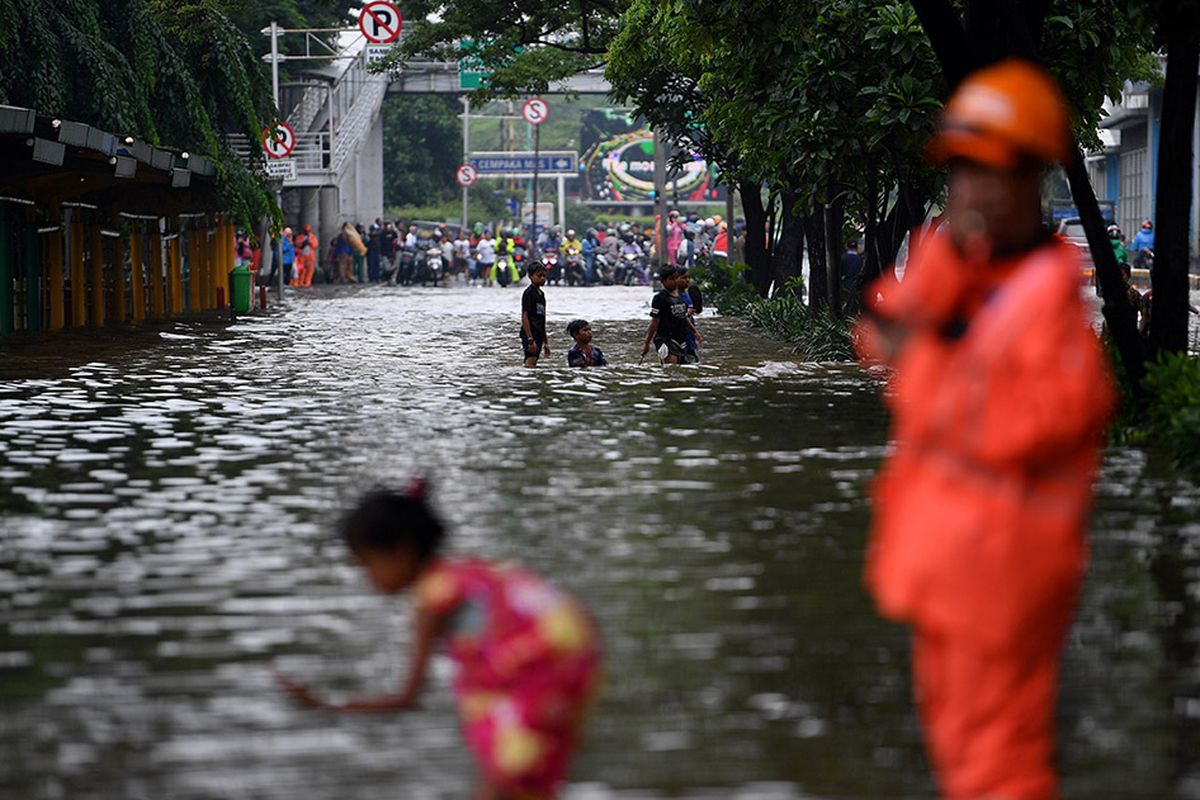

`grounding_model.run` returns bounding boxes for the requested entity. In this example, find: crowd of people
[239,212,742,291]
